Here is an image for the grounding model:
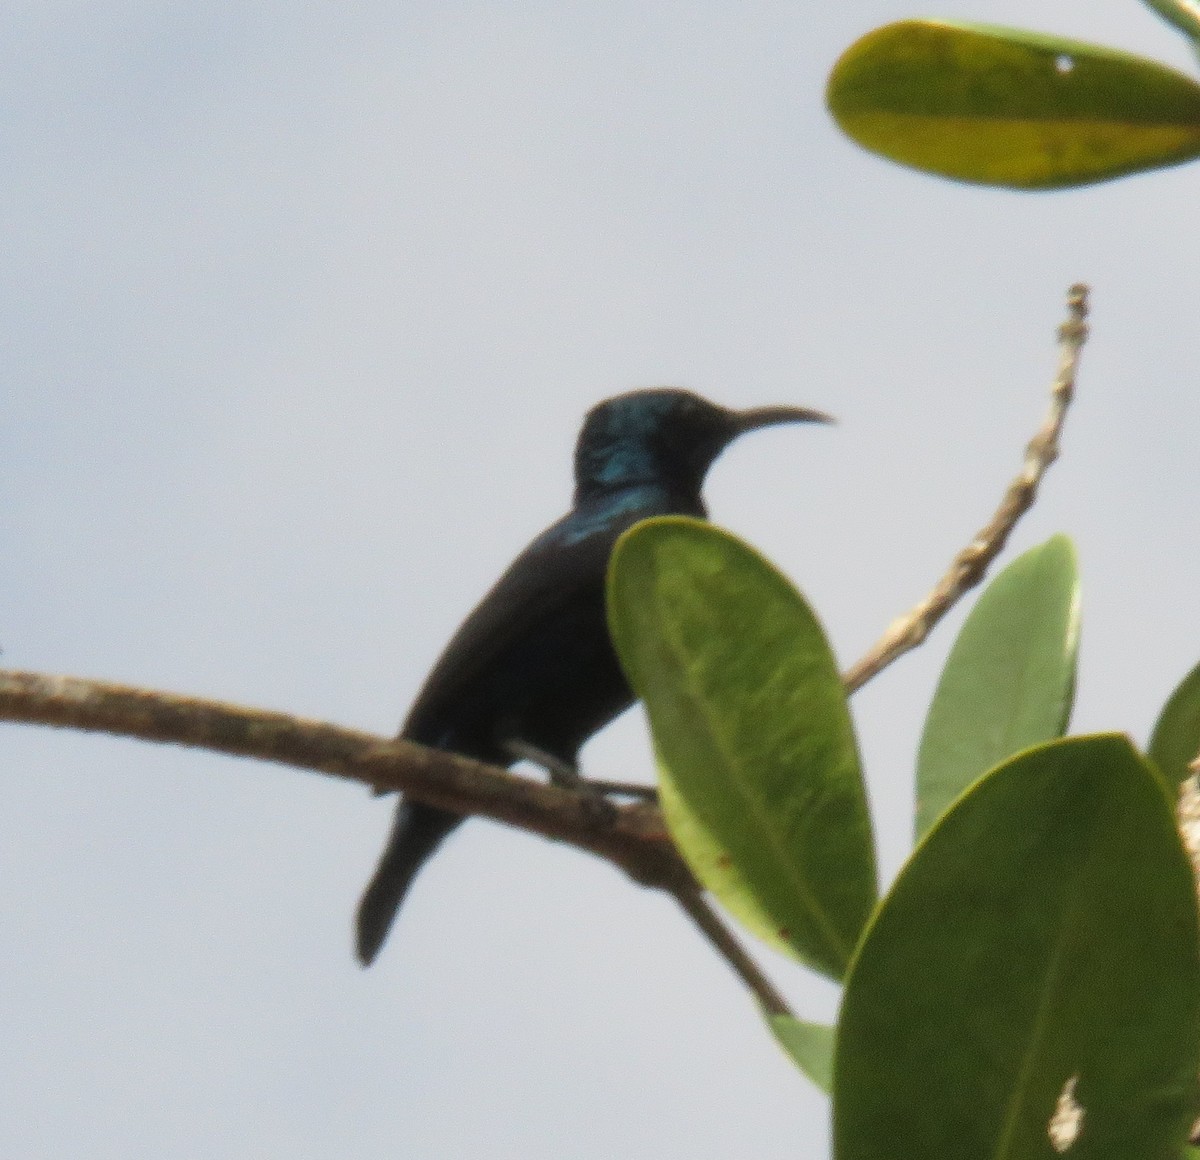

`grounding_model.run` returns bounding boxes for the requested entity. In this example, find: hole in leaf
[1048,1074,1084,1152]
[1054,54,1075,75]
